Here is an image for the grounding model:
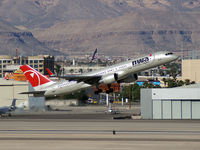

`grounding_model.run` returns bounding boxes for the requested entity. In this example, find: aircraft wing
[59,75,102,85]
